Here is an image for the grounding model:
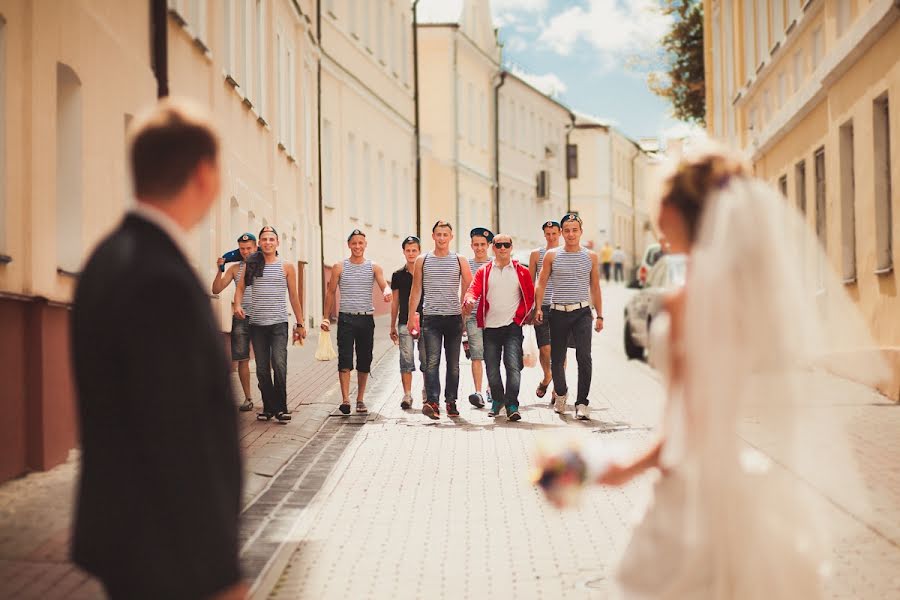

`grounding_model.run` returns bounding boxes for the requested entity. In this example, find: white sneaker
[554,393,567,414]
[575,404,590,420]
